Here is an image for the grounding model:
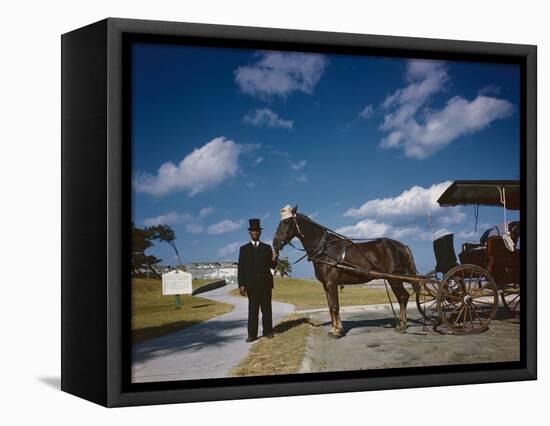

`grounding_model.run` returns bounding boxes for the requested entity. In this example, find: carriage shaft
[325,261,435,284]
